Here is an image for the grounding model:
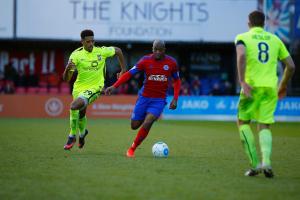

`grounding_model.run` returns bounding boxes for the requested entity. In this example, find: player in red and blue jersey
[105,40,181,157]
